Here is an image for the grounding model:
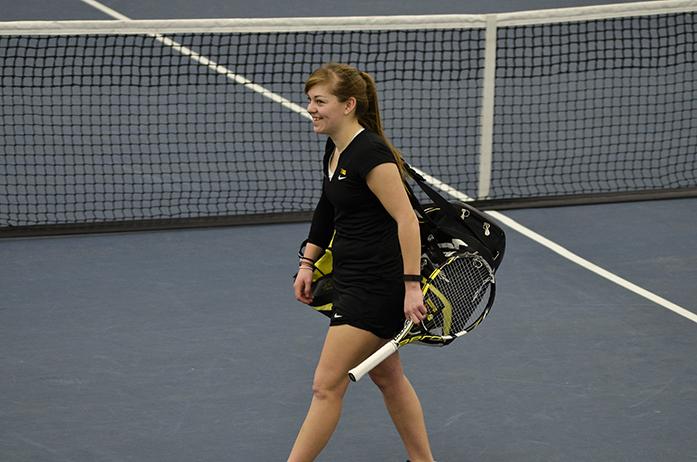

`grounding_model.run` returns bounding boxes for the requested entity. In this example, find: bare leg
[288,325,384,462]
[369,352,434,462]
